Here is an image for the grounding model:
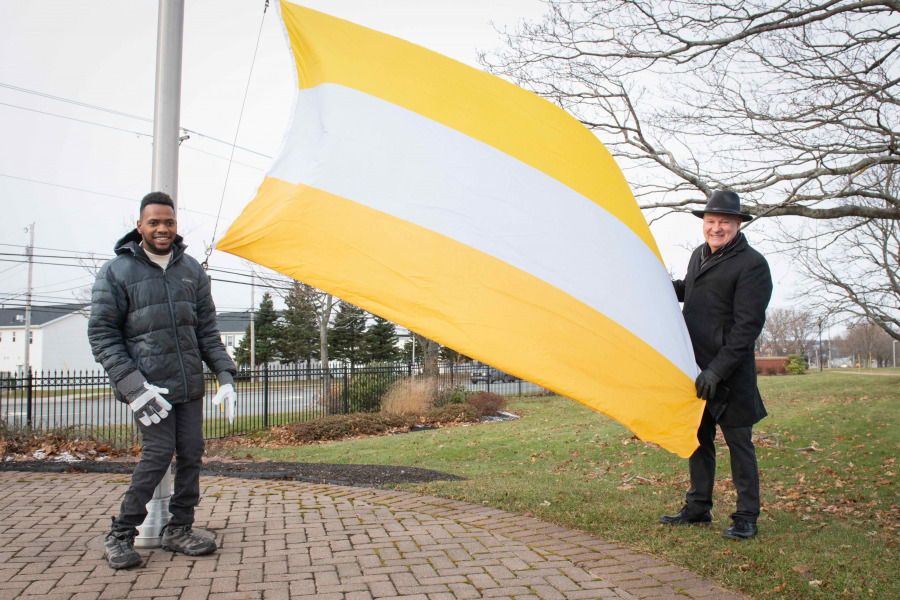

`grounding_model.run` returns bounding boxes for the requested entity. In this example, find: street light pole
[893,339,897,368]
[818,318,823,372]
